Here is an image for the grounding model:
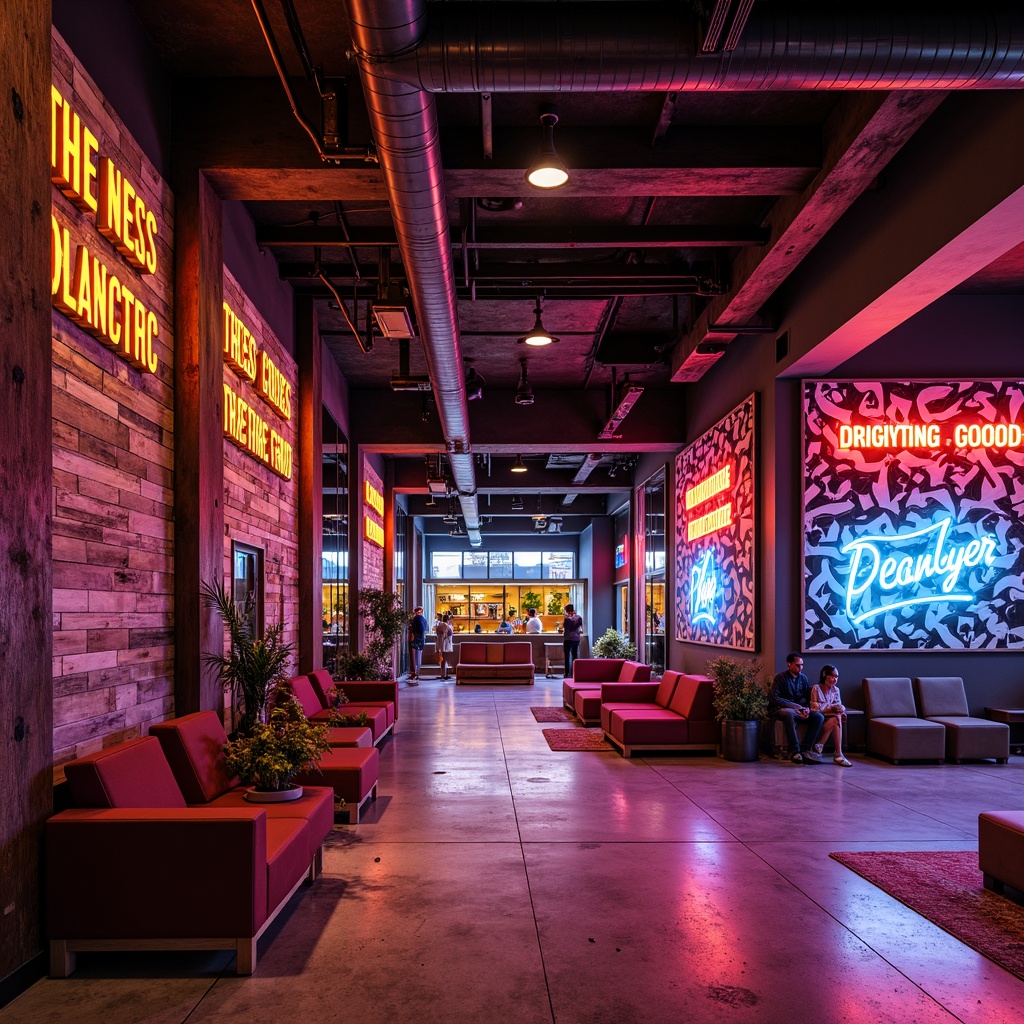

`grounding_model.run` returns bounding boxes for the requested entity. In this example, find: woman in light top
[434,612,454,680]
[810,665,852,767]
